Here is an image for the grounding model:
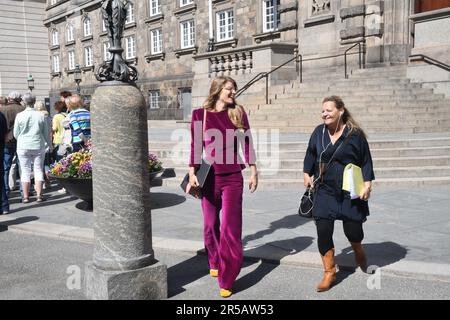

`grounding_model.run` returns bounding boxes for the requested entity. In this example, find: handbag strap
[315,127,352,184]
[202,109,207,157]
